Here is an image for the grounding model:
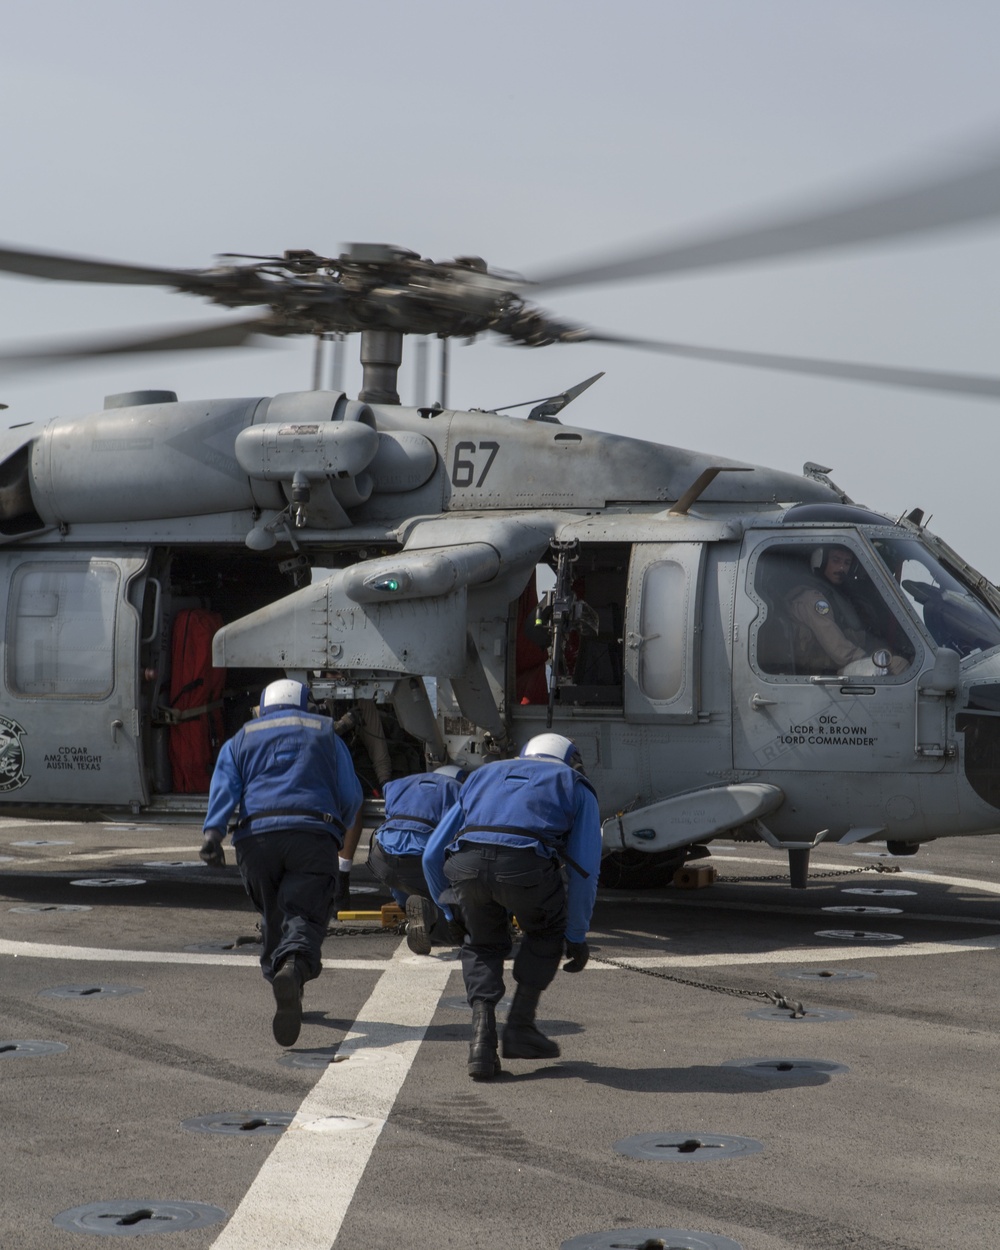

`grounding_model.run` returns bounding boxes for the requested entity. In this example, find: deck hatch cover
[10,839,74,846]
[69,877,146,887]
[52,1200,226,1235]
[746,1005,854,1022]
[815,928,904,942]
[822,905,903,915]
[842,887,917,897]
[561,1230,744,1250]
[782,968,875,981]
[10,903,91,913]
[721,1057,849,1078]
[613,1132,763,1161]
[40,984,144,999]
[181,1111,293,1135]
[0,1039,68,1058]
